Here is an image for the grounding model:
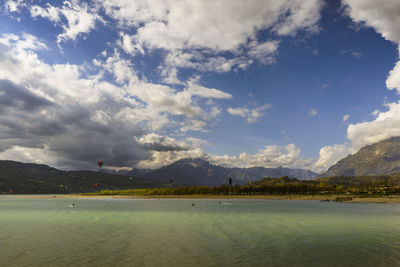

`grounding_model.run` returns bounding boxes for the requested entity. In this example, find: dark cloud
[0,79,54,111]
[0,80,150,169]
[139,143,190,152]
